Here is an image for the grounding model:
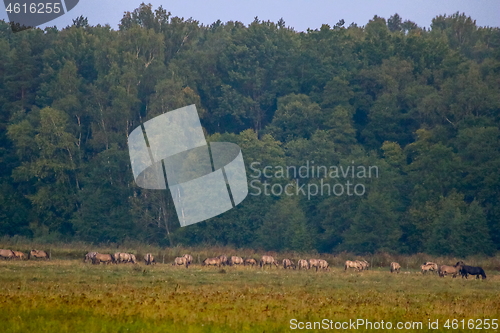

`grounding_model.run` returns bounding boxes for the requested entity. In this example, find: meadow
[0,245,499,332]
